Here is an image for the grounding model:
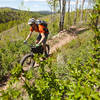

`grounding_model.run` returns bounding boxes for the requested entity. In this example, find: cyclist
[24,18,49,57]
